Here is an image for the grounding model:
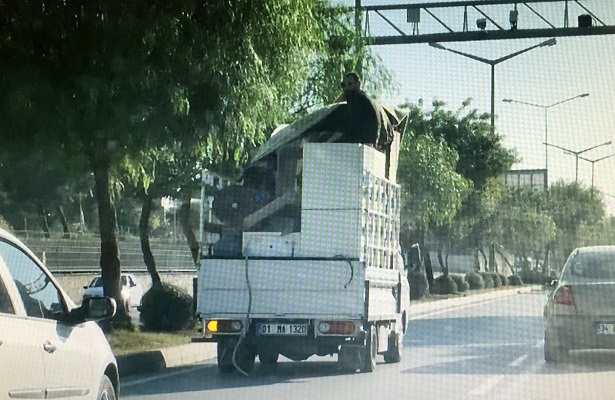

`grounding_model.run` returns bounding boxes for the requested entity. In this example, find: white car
[0,227,119,400]
[84,273,144,311]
